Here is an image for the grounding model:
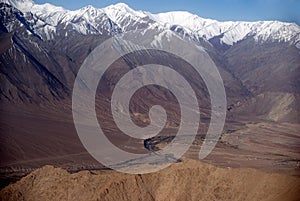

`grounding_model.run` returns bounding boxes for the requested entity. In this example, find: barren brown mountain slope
[1,160,299,201]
